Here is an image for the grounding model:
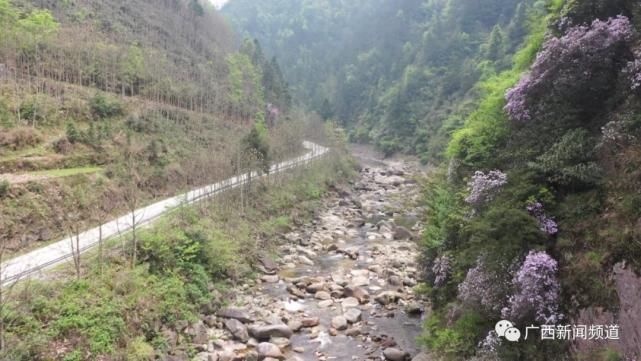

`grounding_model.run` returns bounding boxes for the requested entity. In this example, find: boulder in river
[256,342,284,360]
[331,316,348,331]
[375,291,403,305]
[383,348,410,361]
[301,317,320,327]
[344,308,362,323]
[217,308,253,324]
[249,325,294,340]
[393,226,414,240]
[224,318,249,342]
[344,286,370,304]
